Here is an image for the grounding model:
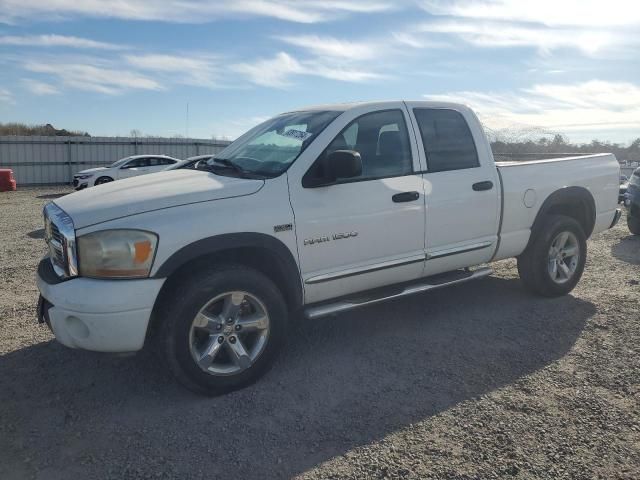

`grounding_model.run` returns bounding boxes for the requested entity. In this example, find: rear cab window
[413,108,480,173]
